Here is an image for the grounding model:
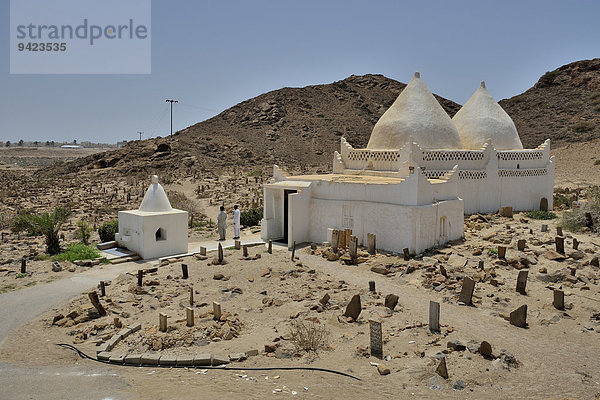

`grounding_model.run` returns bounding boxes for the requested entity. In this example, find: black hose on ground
[56,343,361,381]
